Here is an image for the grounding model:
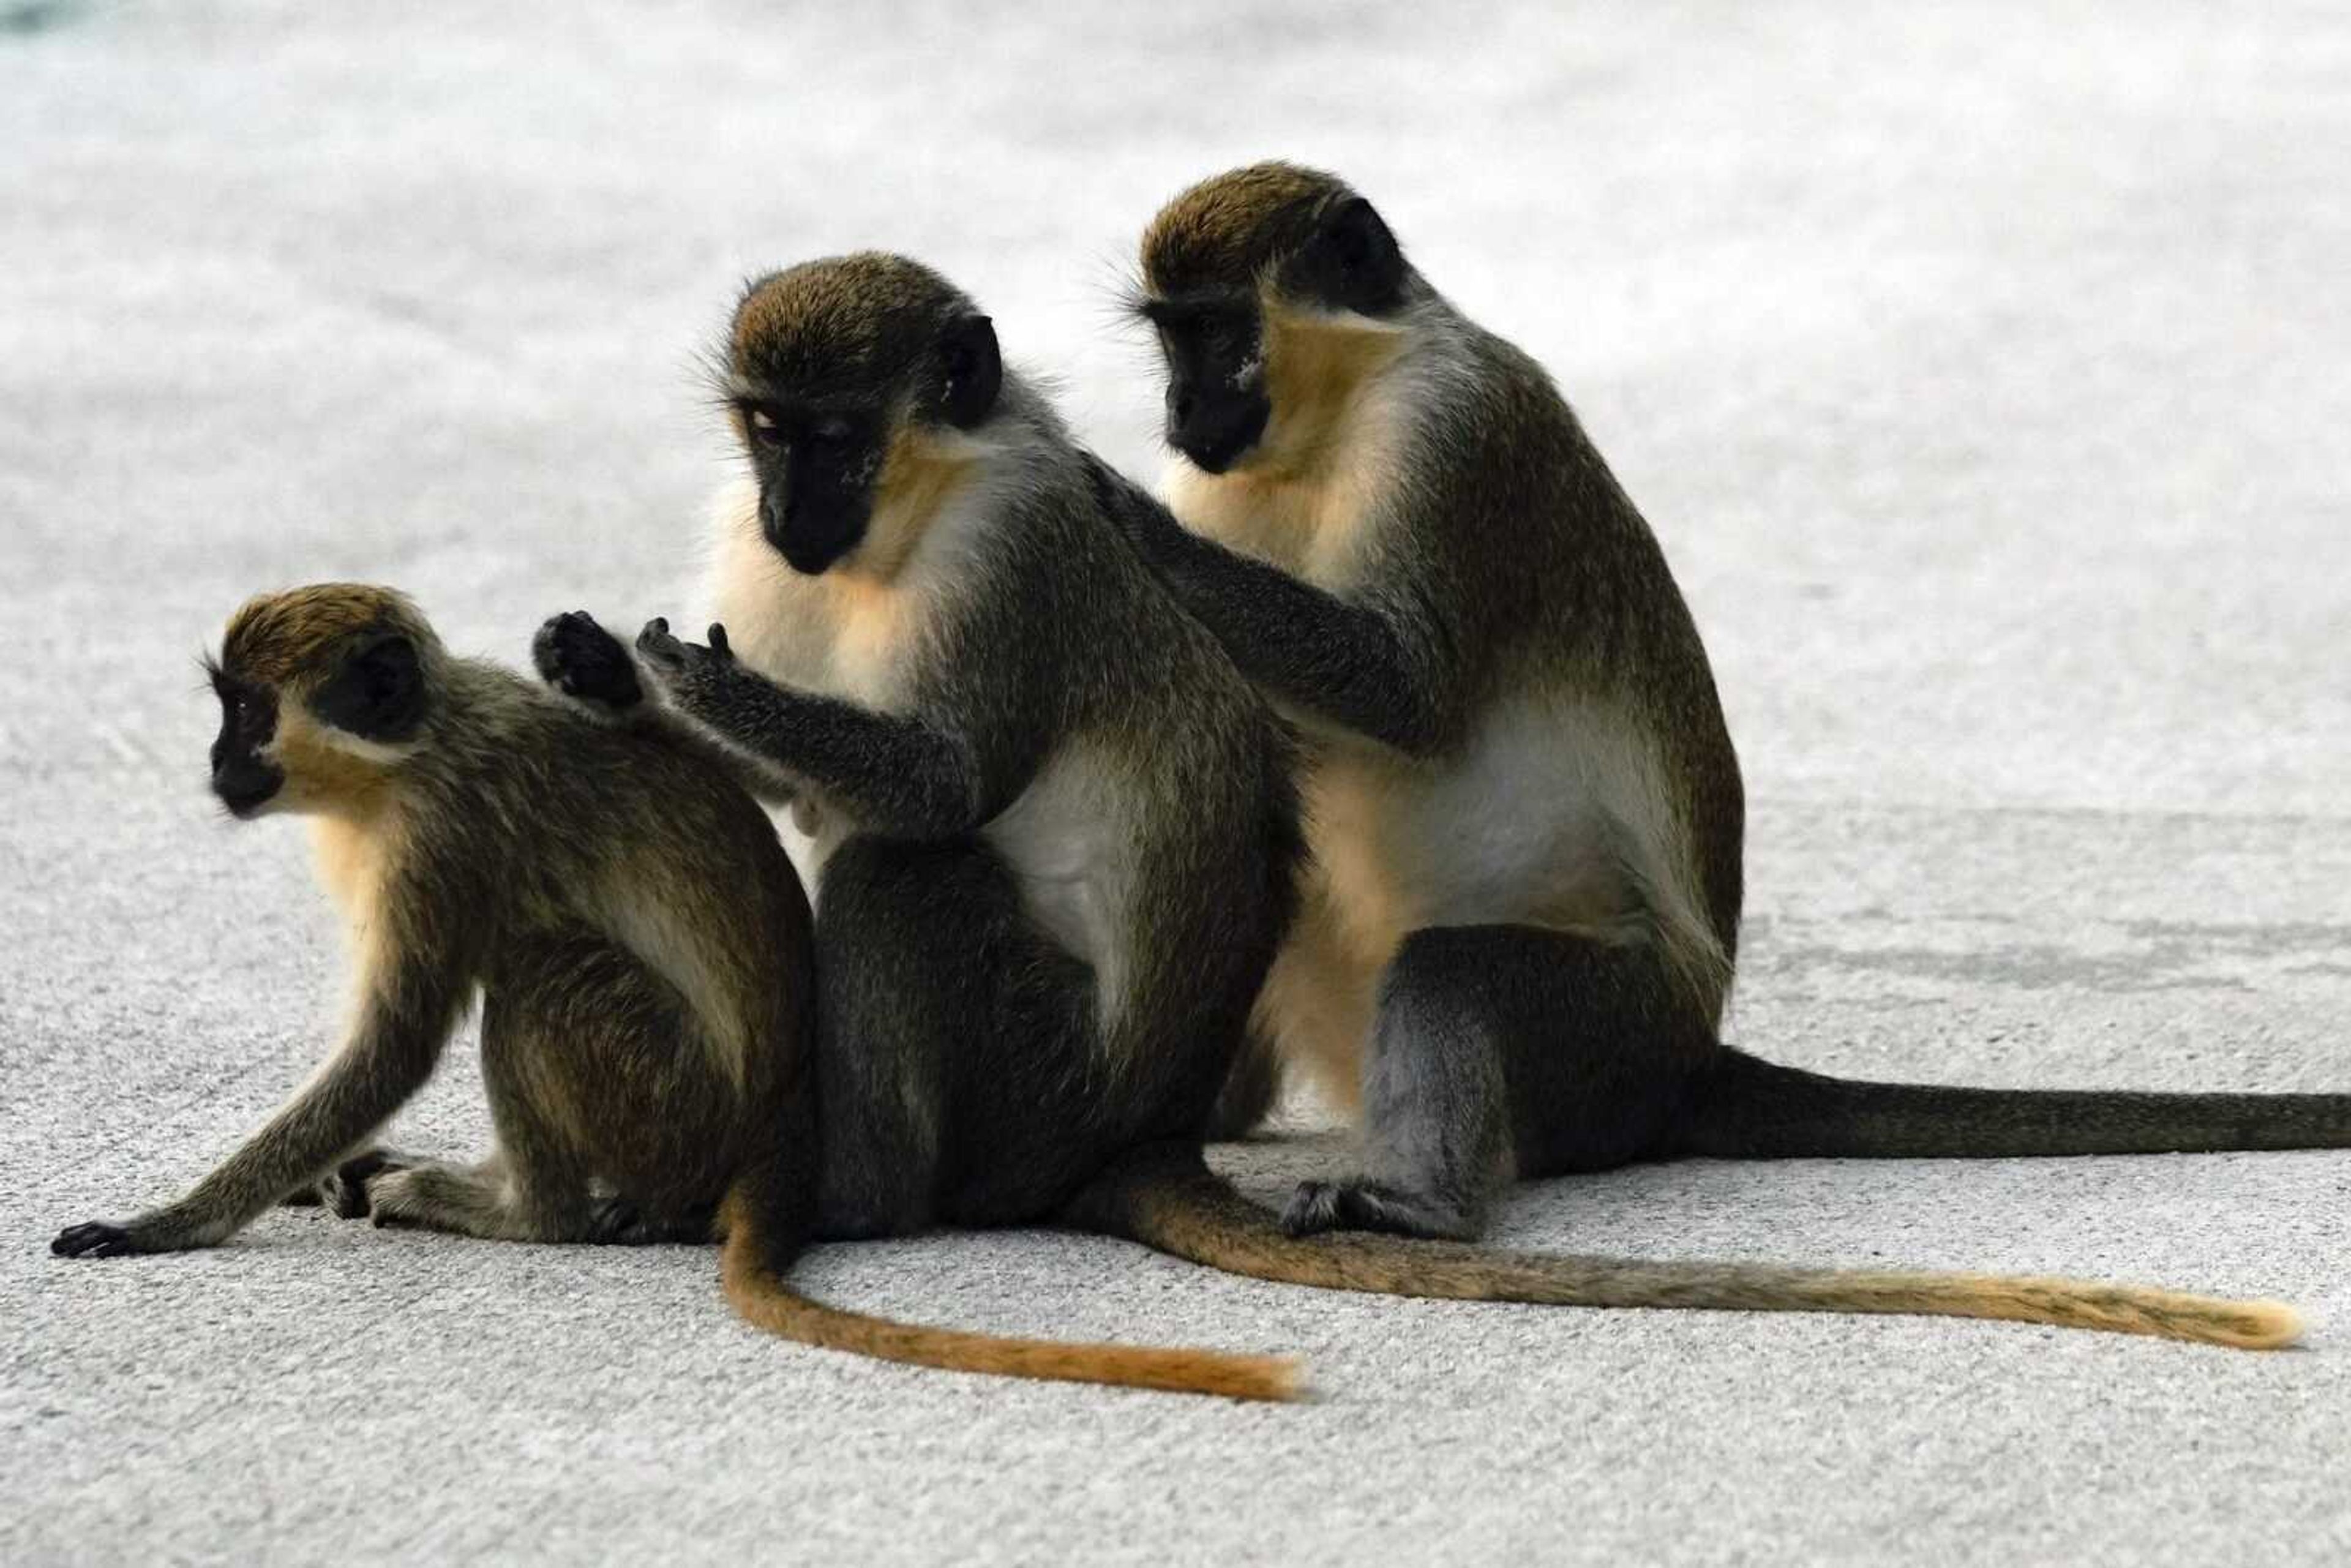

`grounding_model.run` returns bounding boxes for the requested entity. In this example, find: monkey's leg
[1284,925,1708,1240]
[366,979,602,1242]
[808,835,962,1239]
